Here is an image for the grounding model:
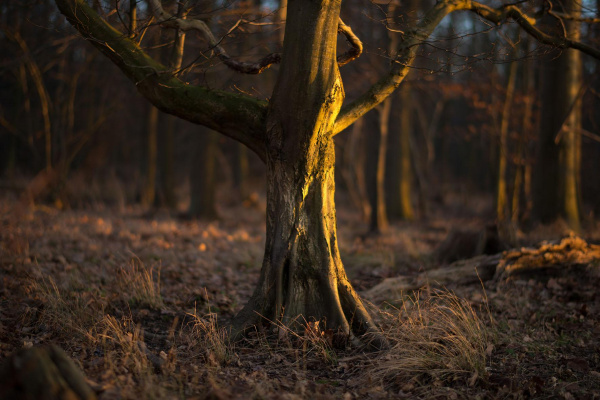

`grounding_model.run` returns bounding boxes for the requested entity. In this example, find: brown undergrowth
[365,290,494,394]
[2,199,599,399]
